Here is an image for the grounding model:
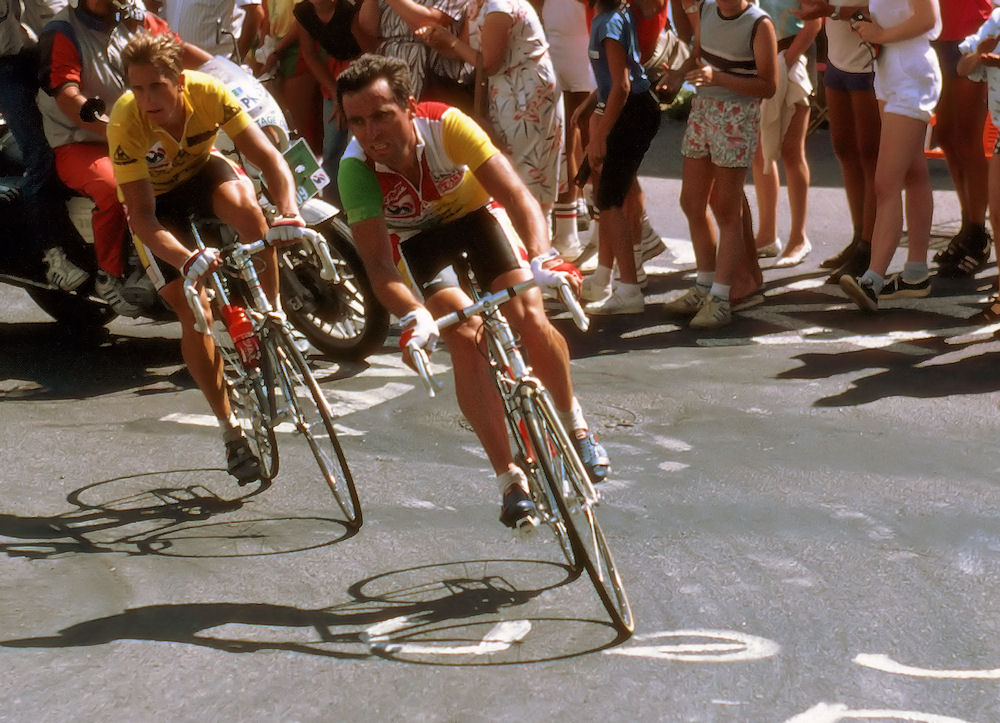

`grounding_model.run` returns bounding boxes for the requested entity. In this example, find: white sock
[557,397,588,436]
[709,282,731,300]
[589,264,612,286]
[695,271,715,289]
[497,466,529,495]
[552,202,580,251]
